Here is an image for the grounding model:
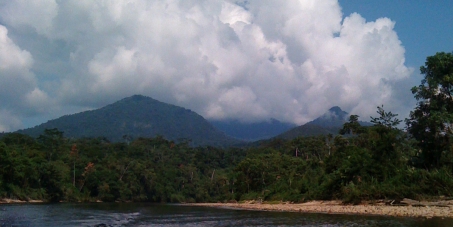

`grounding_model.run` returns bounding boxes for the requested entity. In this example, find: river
[1,203,452,226]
